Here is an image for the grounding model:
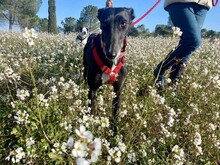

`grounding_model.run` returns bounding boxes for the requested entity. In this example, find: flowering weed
[0,29,219,164]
